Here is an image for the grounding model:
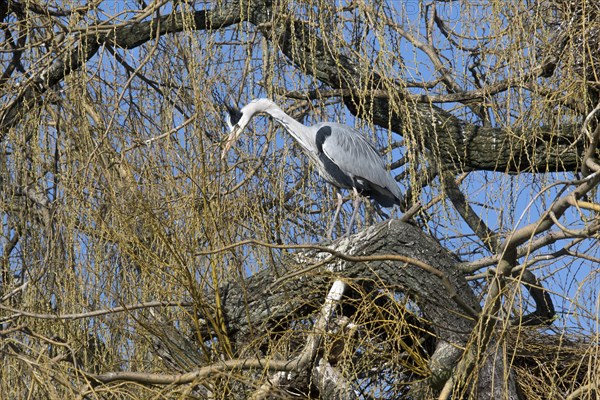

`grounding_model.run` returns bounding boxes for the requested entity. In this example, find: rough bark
[205,220,519,398]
